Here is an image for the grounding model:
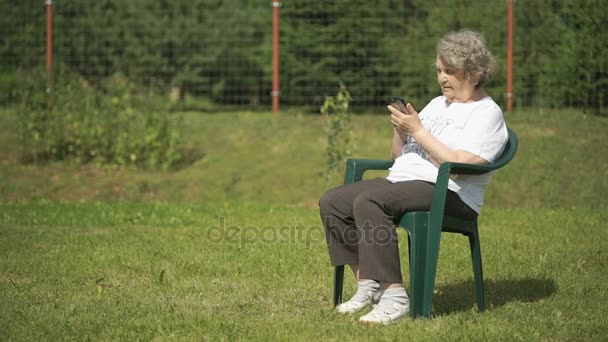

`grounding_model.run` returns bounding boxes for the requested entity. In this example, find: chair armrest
[343,158,394,184]
[429,162,492,213]
[442,161,498,176]
[428,161,497,230]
